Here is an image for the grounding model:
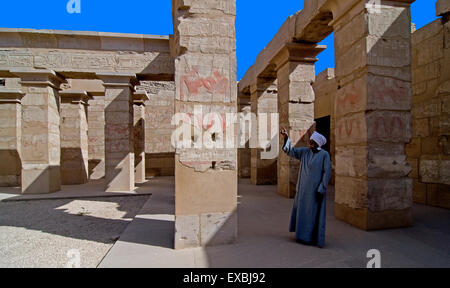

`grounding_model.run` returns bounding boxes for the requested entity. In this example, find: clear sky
[0,0,438,80]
